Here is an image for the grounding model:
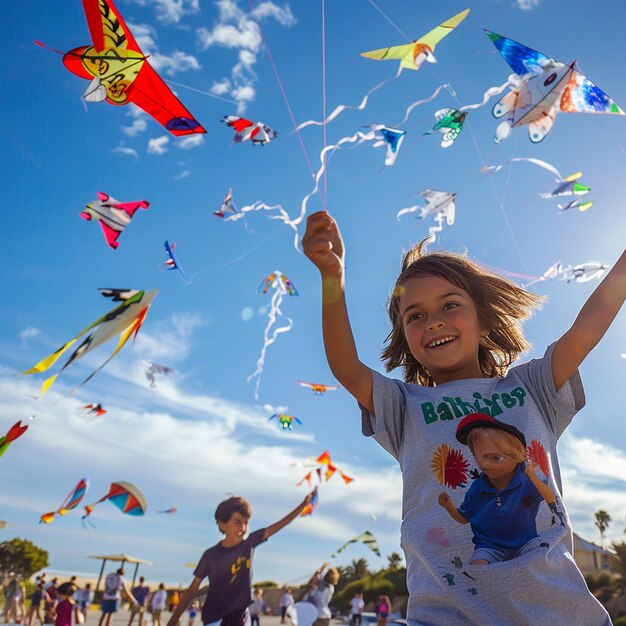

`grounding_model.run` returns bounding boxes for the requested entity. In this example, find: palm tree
[387,552,403,570]
[595,510,612,548]
[349,558,369,580]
